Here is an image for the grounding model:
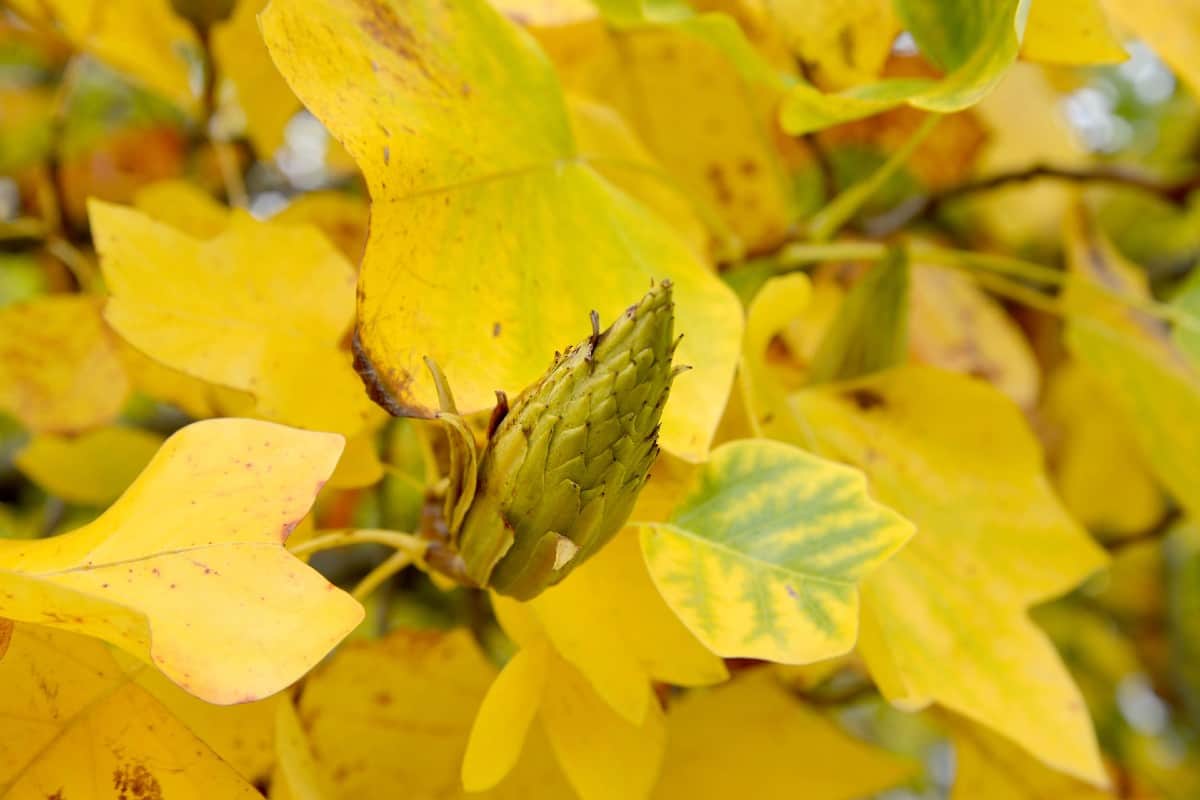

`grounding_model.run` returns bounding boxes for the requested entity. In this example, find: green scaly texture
[457,281,678,599]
